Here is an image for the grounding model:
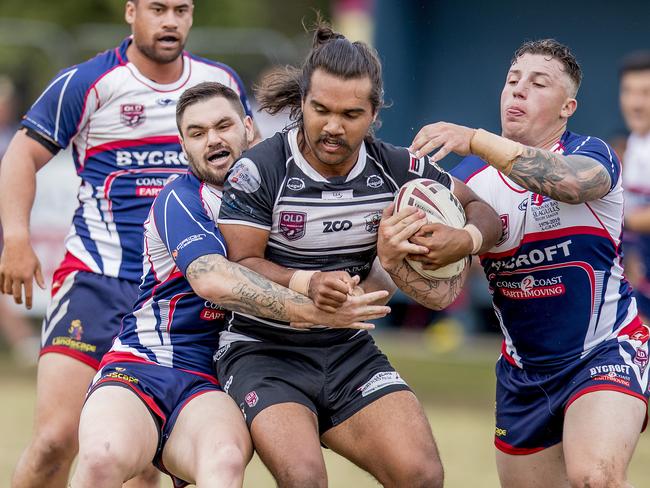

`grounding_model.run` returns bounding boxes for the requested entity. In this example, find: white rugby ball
[393,178,468,279]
